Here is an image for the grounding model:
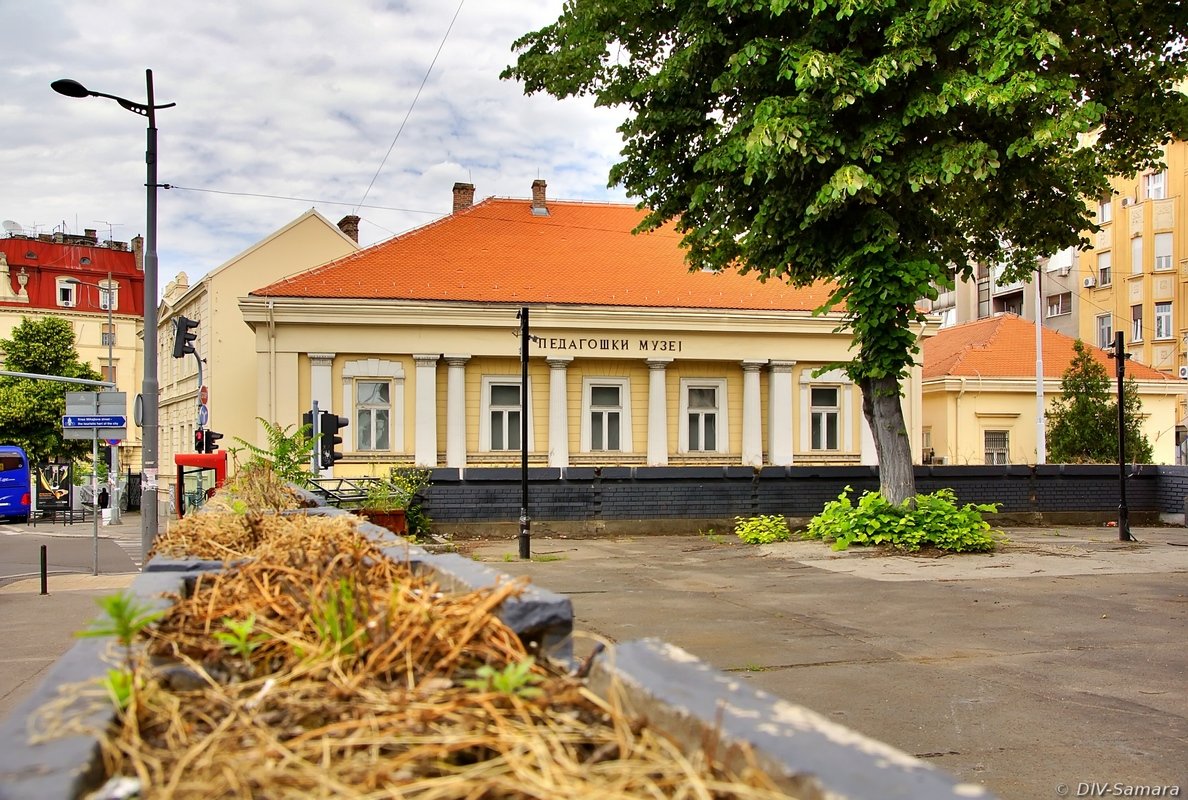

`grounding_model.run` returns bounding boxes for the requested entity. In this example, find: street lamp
[65,273,121,523]
[53,70,174,560]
